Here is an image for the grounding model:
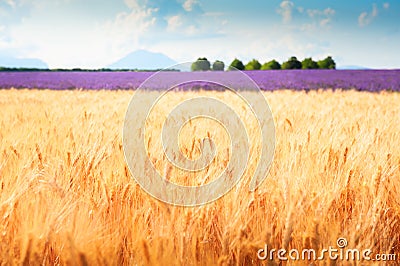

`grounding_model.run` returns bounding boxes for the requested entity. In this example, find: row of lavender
[0,70,399,91]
